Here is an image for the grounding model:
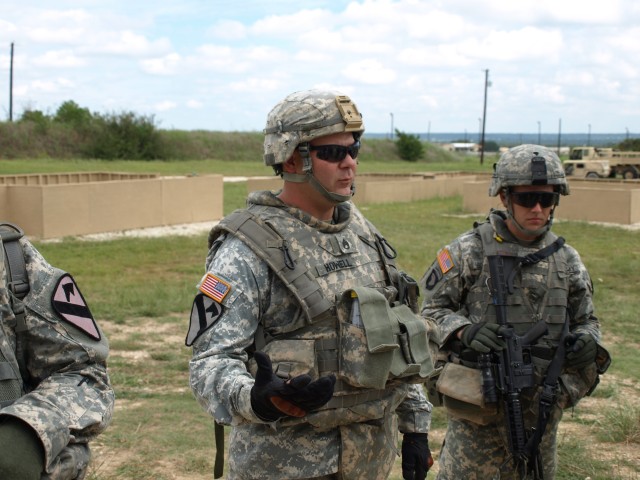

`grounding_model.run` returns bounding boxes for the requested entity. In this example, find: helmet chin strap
[504,195,555,239]
[283,143,354,204]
